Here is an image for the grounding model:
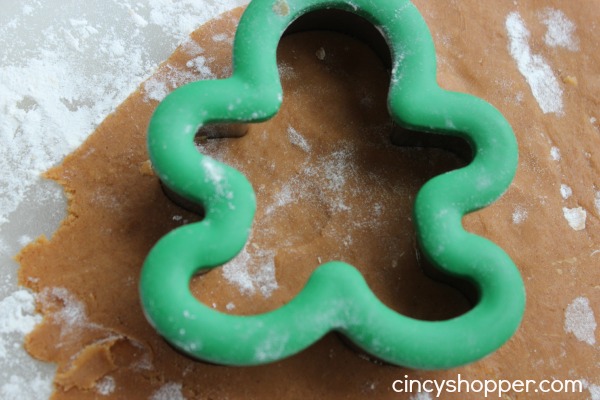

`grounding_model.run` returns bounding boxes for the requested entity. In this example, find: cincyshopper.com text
[392,374,583,398]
